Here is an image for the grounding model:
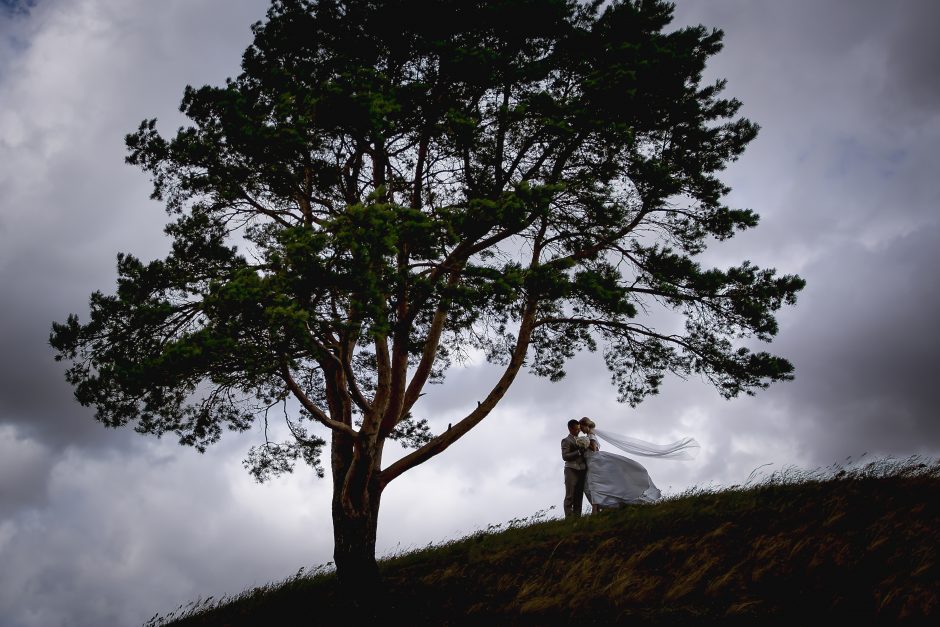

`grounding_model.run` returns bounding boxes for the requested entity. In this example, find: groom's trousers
[564,467,587,518]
